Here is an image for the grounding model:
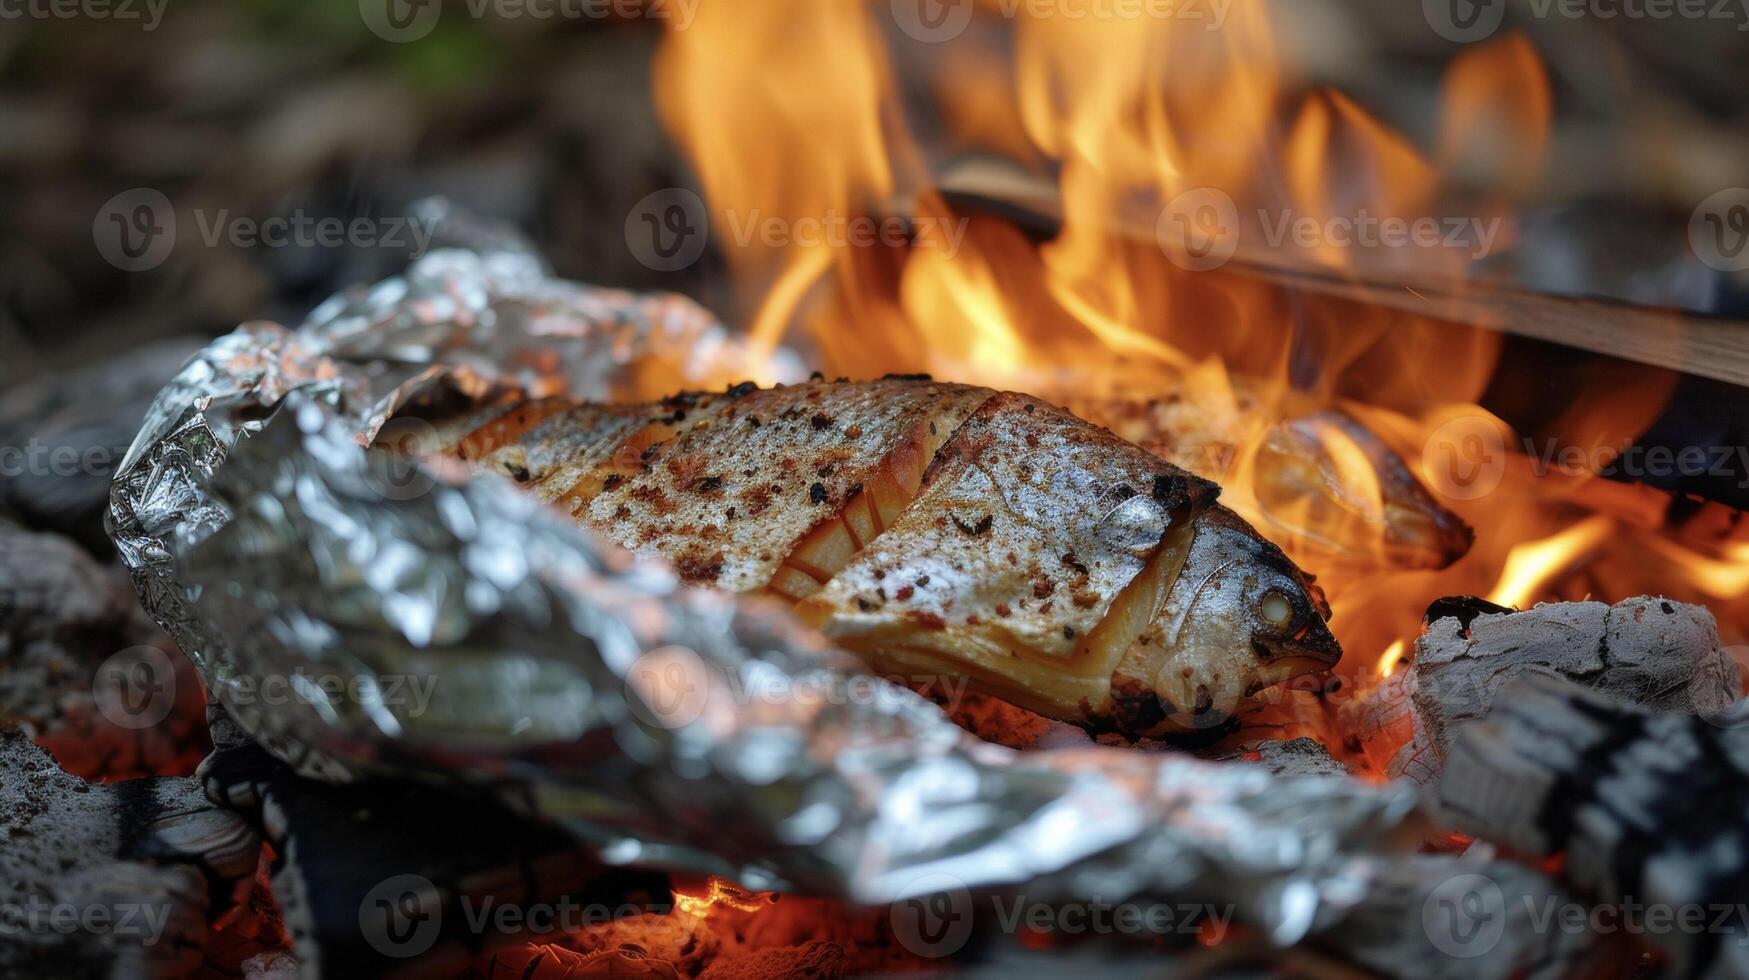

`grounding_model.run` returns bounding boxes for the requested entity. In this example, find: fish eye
[1258,589,1295,629]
